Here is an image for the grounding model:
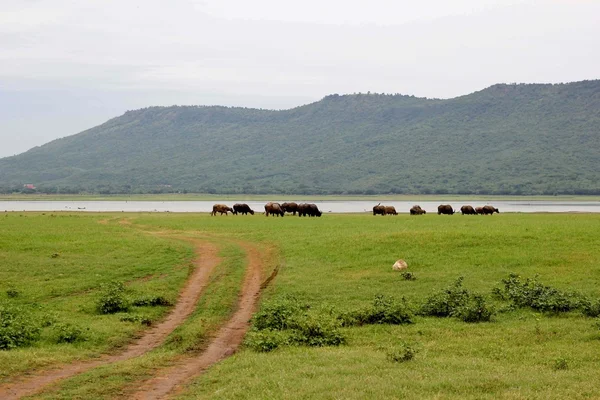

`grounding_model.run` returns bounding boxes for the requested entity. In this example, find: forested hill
[1,80,599,195]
